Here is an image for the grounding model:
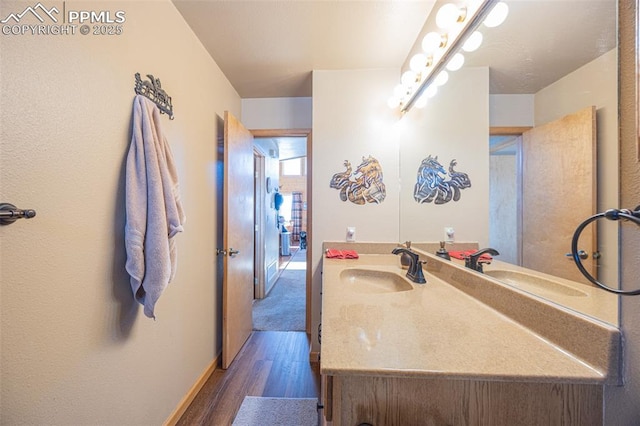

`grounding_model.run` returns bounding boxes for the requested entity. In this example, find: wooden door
[521,106,597,283]
[222,111,254,368]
